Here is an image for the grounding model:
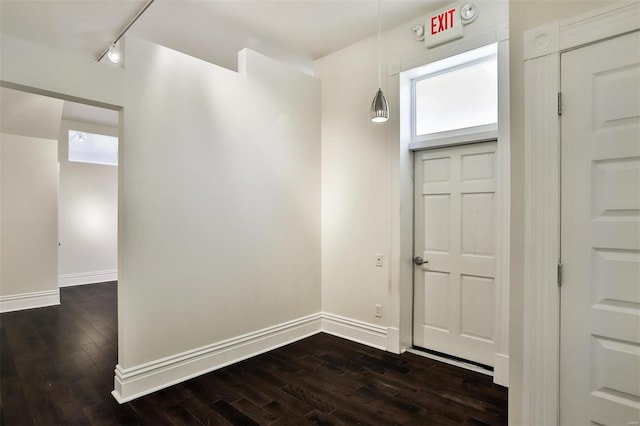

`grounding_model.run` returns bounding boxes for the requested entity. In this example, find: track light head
[107,42,121,64]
